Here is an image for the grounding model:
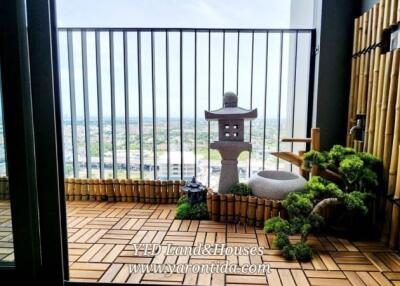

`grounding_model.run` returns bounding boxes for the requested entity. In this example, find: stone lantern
[181,176,207,205]
[205,92,257,194]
